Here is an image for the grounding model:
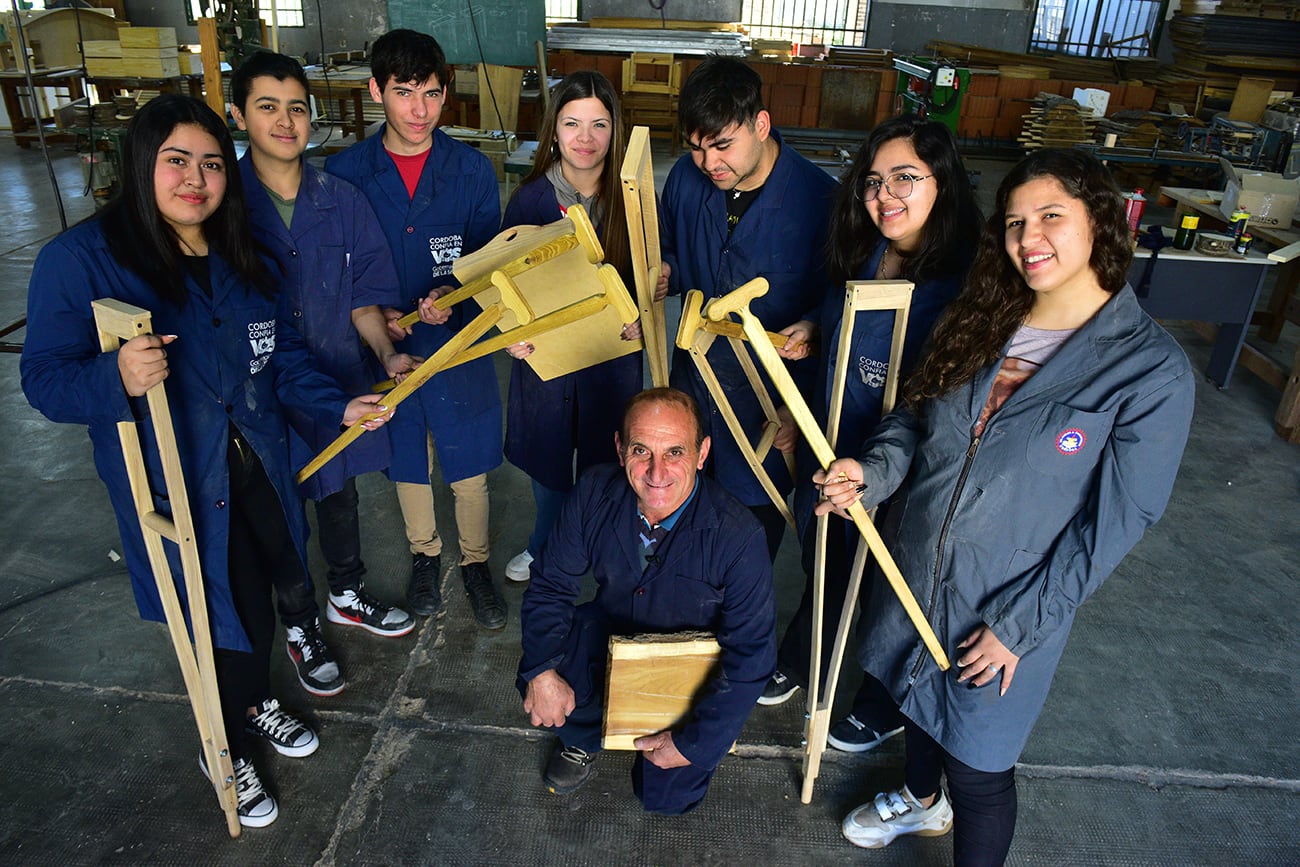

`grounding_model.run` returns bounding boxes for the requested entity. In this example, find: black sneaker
[543,740,597,795]
[327,587,415,637]
[407,553,443,617]
[199,751,278,828]
[245,697,319,758]
[827,714,905,753]
[757,669,800,706]
[461,561,506,630]
[285,619,346,697]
